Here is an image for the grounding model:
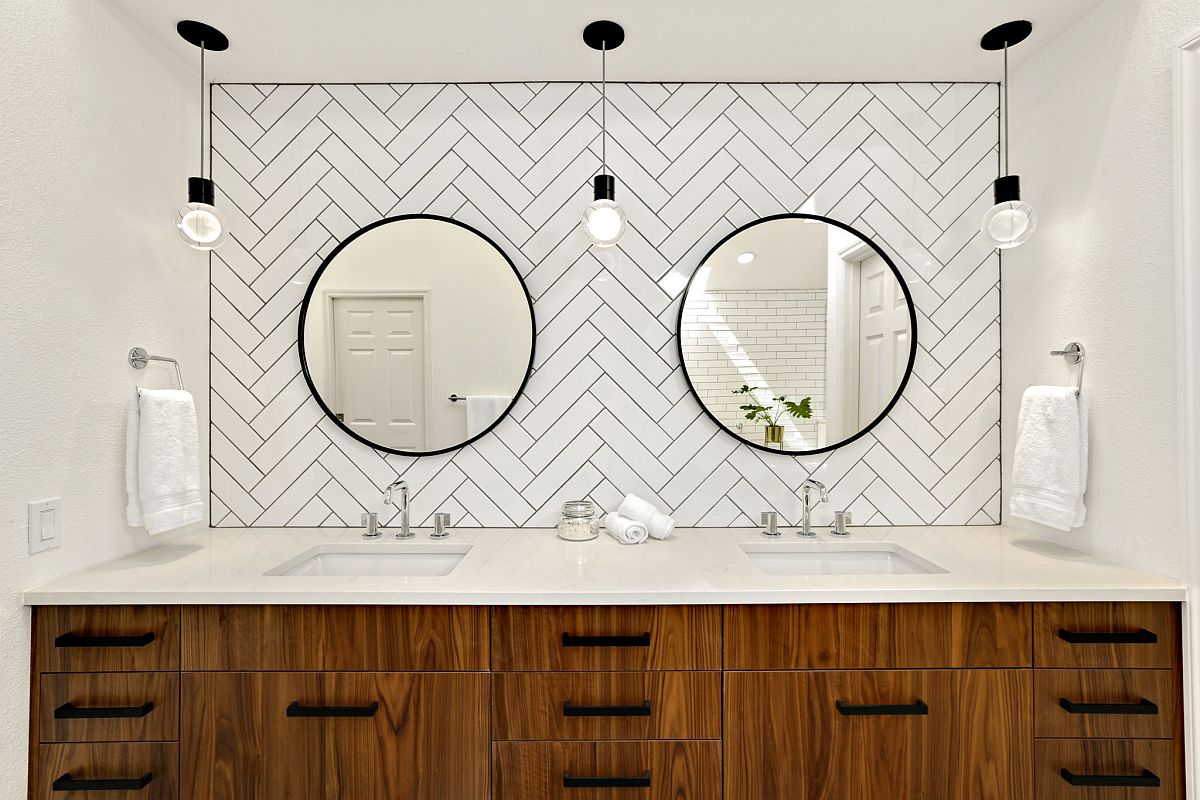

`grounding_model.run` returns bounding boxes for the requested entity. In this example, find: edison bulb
[581,199,627,247]
[176,202,228,250]
[980,200,1037,249]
